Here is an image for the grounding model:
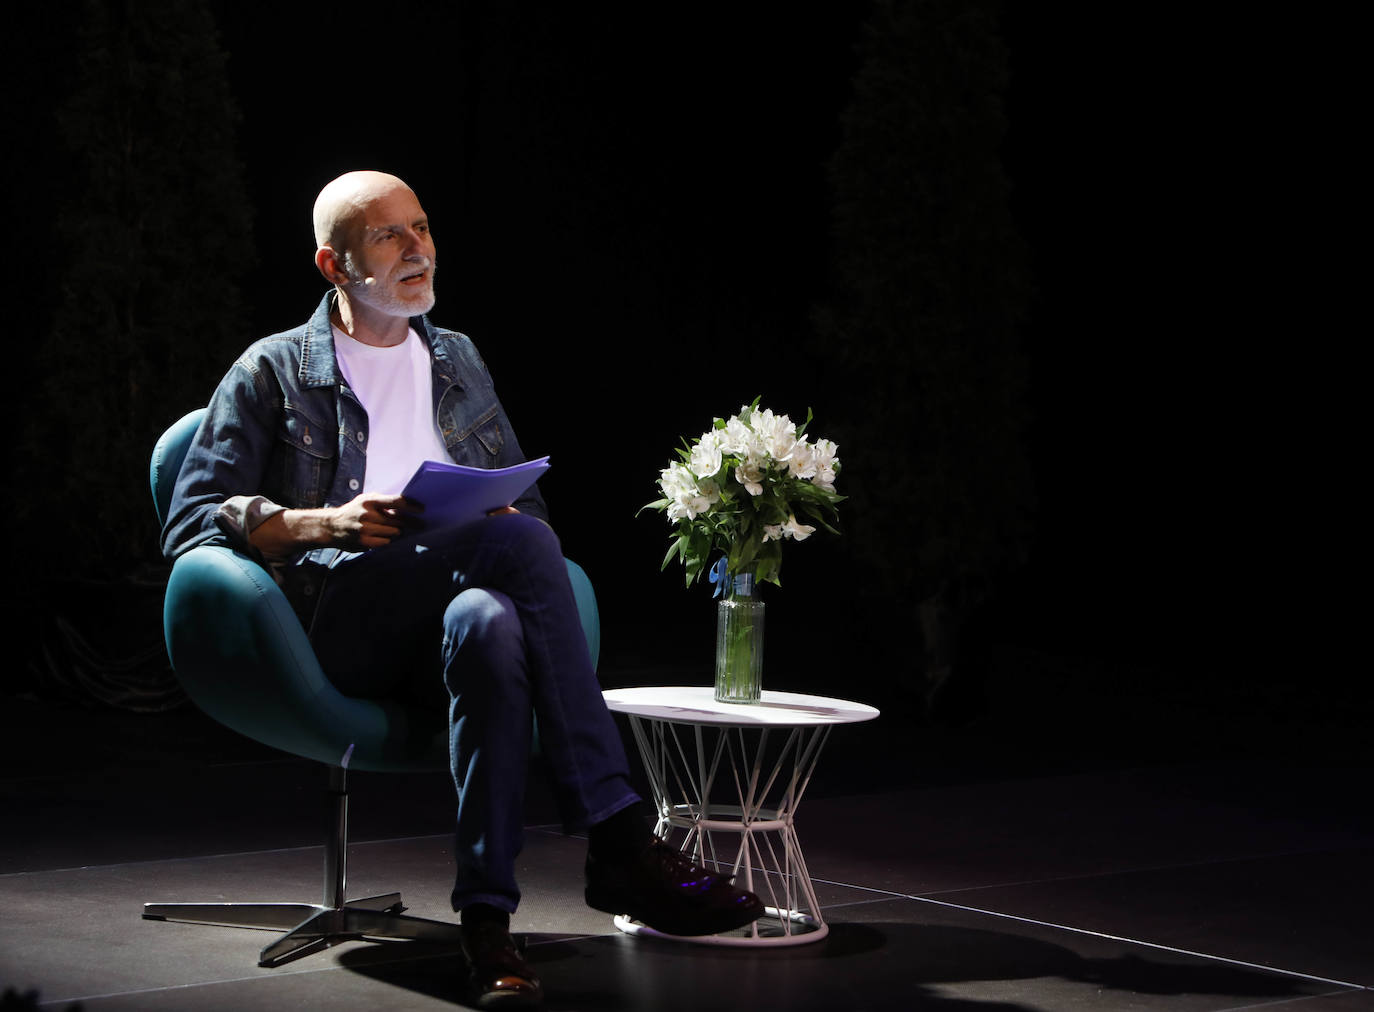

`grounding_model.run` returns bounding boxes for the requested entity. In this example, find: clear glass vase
[714,573,764,704]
